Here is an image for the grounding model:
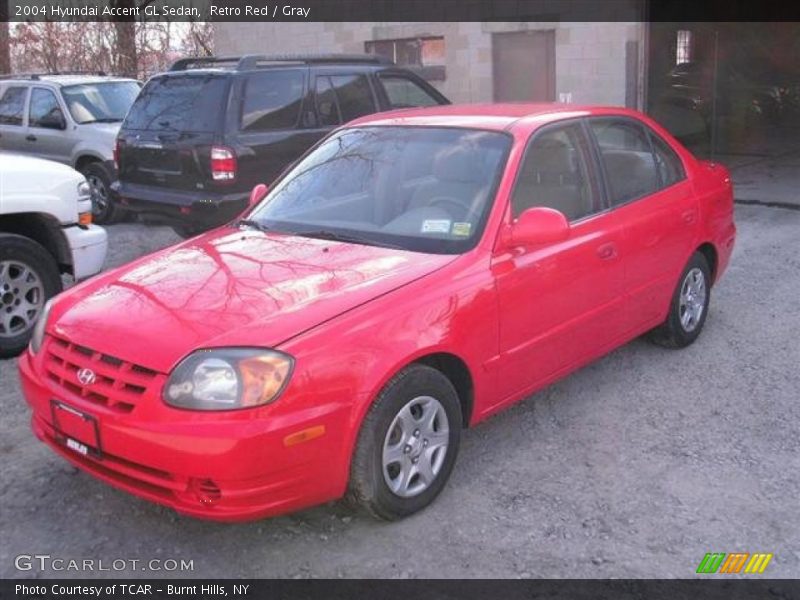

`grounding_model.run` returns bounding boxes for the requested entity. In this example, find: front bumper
[19,348,350,522]
[62,224,107,281]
